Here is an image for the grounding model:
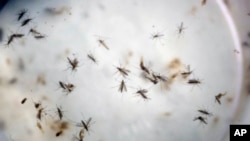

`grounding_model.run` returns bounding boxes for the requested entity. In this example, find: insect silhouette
[140,58,150,74]
[193,116,207,124]
[143,73,158,84]
[56,106,64,120]
[118,80,127,93]
[59,81,75,94]
[177,22,186,35]
[34,35,46,39]
[29,28,41,35]
[36,122,43,132]
[21,98,27,104]
[17,9,28,21]
[21,18,32,26]
[154,73,168,82]
[215,92,227,105]
[116,66,130,77]
[98,39,109,50]
[67,57,79,71]
[136,89,149,100]
[181,65,193,77]
[87,53,97,63]
[37,108,44,120]
[56,130,63,137]
[6,33,24,46]
[76,117,93,132]
[198,109,213,117]
[187,78,201,84]
[151,32,164,40]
